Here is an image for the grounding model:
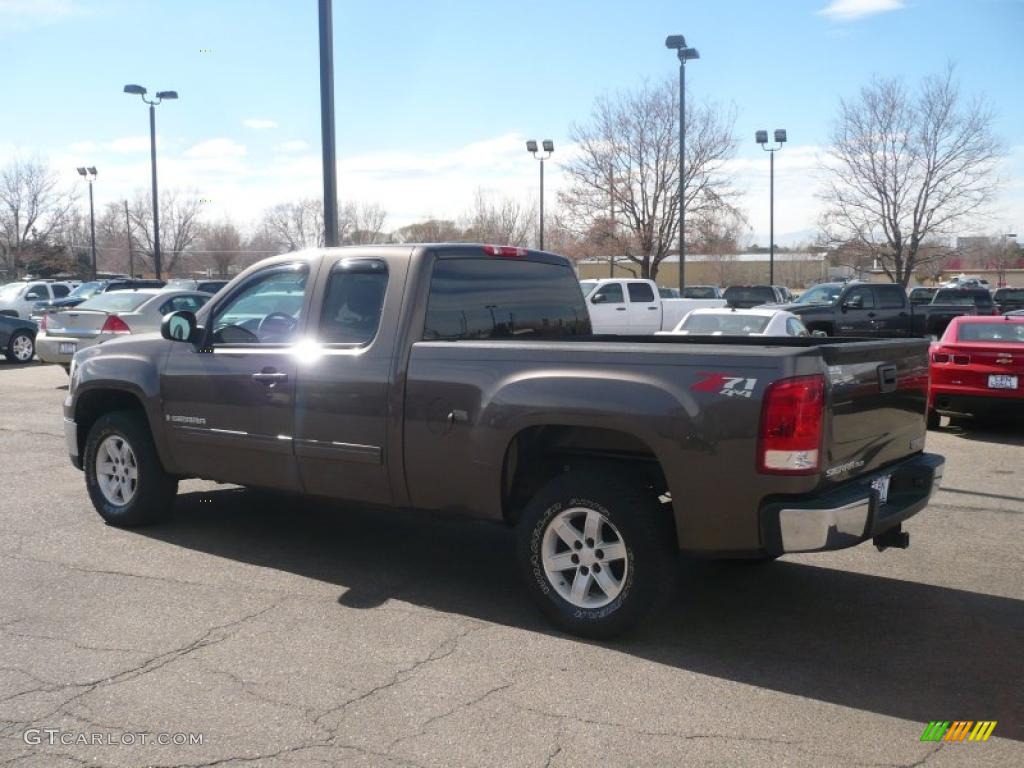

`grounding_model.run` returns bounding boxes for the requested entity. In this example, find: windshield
[77,292,153,313]
[796,284,842,305]
[67,281,102,299]
[681,313,772,334]
[0,283,24,298]
[957,322,1024,343]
